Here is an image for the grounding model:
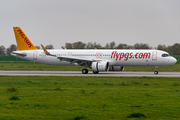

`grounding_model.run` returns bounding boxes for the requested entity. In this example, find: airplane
[11,27,177,75]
